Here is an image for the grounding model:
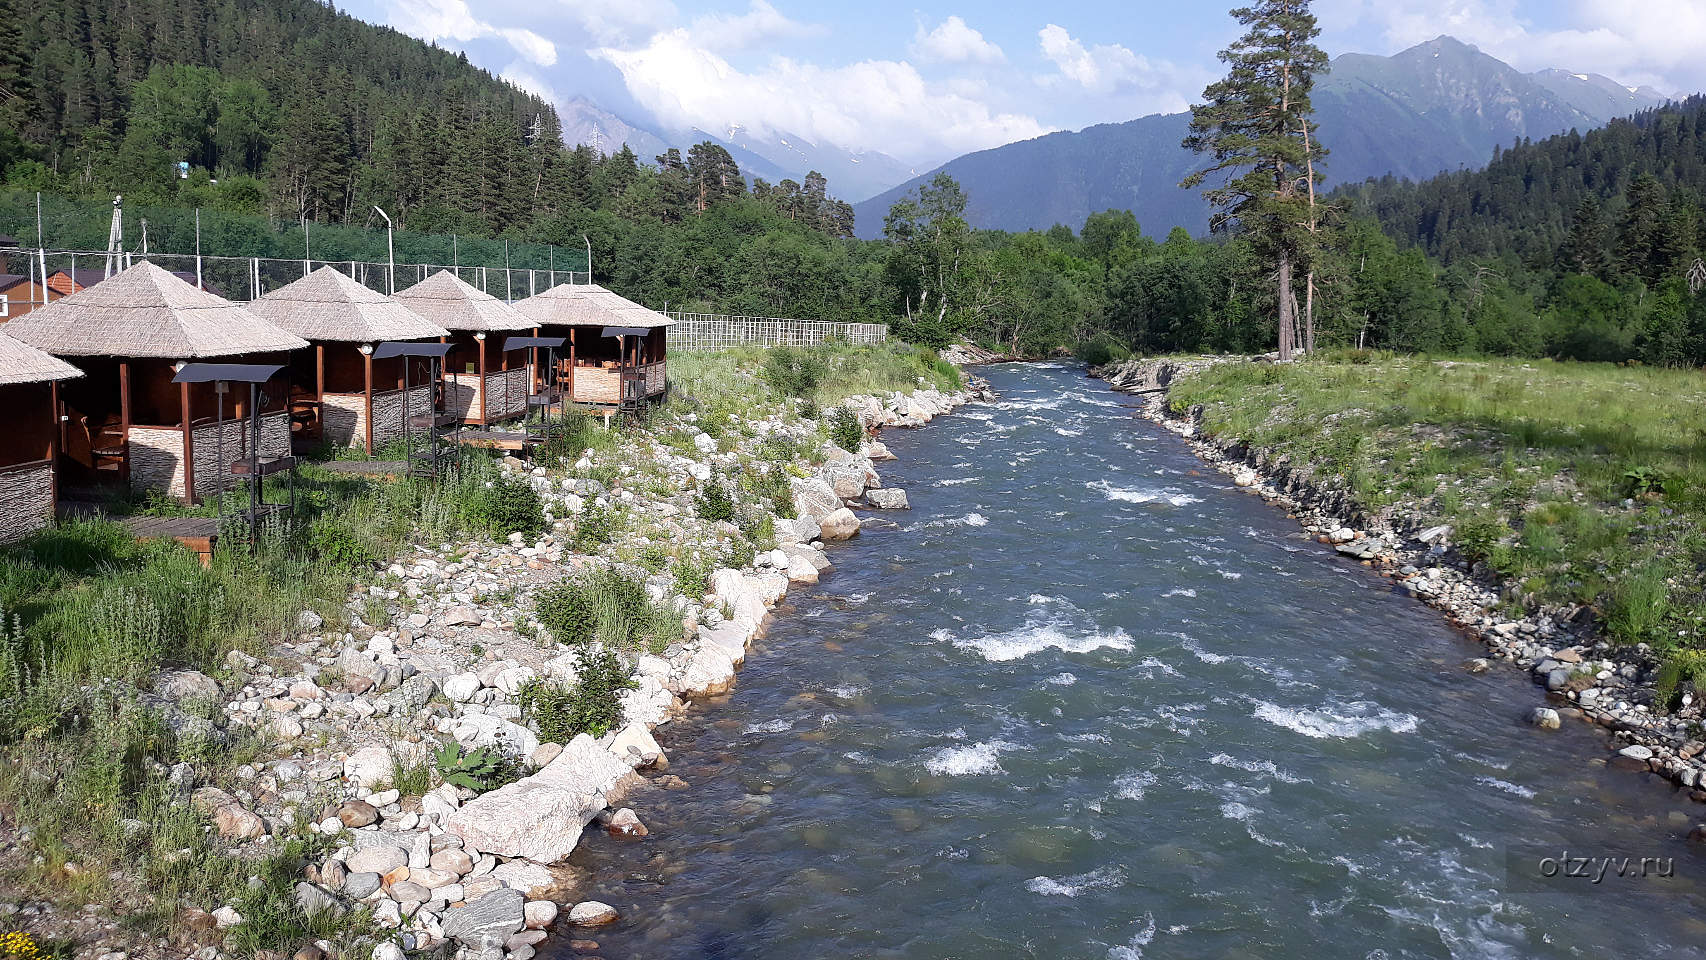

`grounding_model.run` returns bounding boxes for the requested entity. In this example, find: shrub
[829,406,864,452]
[517,648,636,741]
[573,504,618,550]
[1074,336,1131,367]
[534,579,597,646]
[1655,650,1706,712]
[305,520,376,571]
[696,479,736,523]
[461,476,544,536]
[1605,561,1671,646]
[761,347,829,398]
